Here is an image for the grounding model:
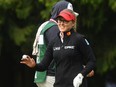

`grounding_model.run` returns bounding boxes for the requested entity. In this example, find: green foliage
[97,47,116,74]
[0,36,2,44]
[15,0,33,19]
[109,0,116,11]
[0,0,17,9]
[38,0,59,19]
[9,25,34,46]
[80,0,103,8]
[78,0,106,34]
[0,15,4,25]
